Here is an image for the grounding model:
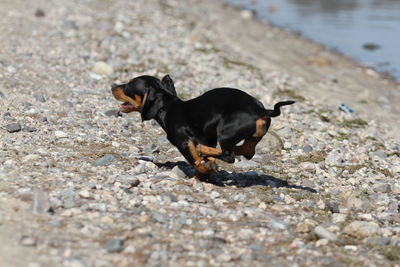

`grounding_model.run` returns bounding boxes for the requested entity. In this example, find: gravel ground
[1,0,399,266]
